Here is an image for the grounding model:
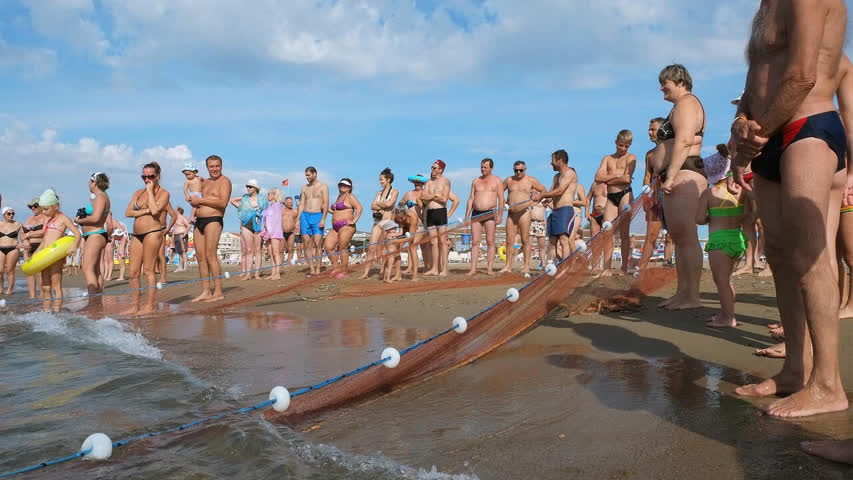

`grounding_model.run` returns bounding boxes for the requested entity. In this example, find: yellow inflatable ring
[498,245,507,262]
[22,236,74,275]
